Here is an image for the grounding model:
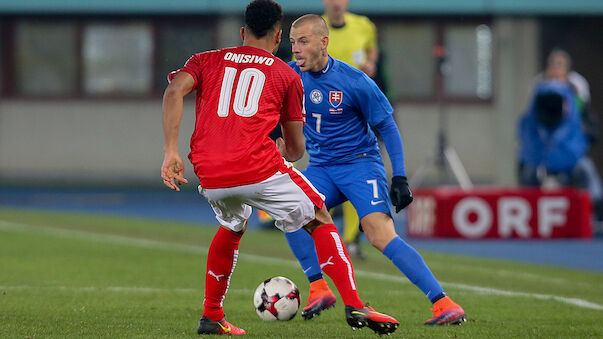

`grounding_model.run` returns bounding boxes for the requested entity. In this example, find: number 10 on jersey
[217,67,266,117]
